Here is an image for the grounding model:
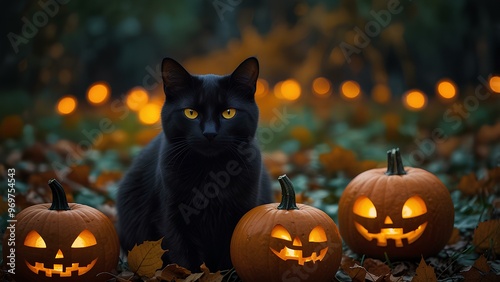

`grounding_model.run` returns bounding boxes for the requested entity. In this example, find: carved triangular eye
[71,229,97,248]
[271,224,292,241]
[309,226,327,242]
[24,230,46,248]
[353,196,377,218]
